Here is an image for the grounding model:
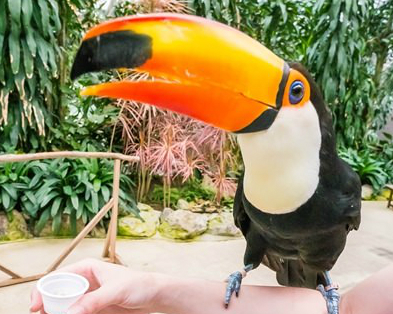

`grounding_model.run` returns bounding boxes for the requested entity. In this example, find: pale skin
[30,258,393,314]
